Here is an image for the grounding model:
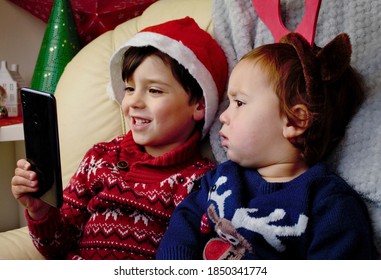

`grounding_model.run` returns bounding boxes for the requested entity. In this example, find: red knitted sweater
[26,131,215,259]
